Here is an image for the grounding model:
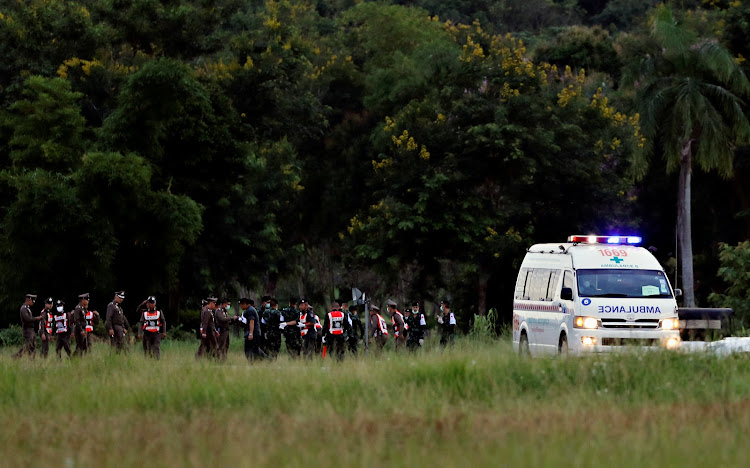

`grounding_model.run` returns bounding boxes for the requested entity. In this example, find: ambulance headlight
[574,316,600,329]
[660,318,679,330]
[665,337,680,349]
